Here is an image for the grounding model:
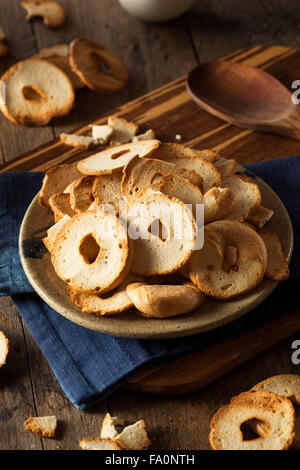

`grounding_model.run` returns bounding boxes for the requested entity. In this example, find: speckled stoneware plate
[19,165,293,339]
